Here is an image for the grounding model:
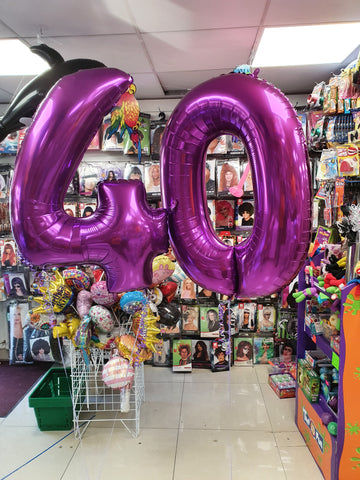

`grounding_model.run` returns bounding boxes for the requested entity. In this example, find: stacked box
[268,373,296,399]
[297,359,320,403]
